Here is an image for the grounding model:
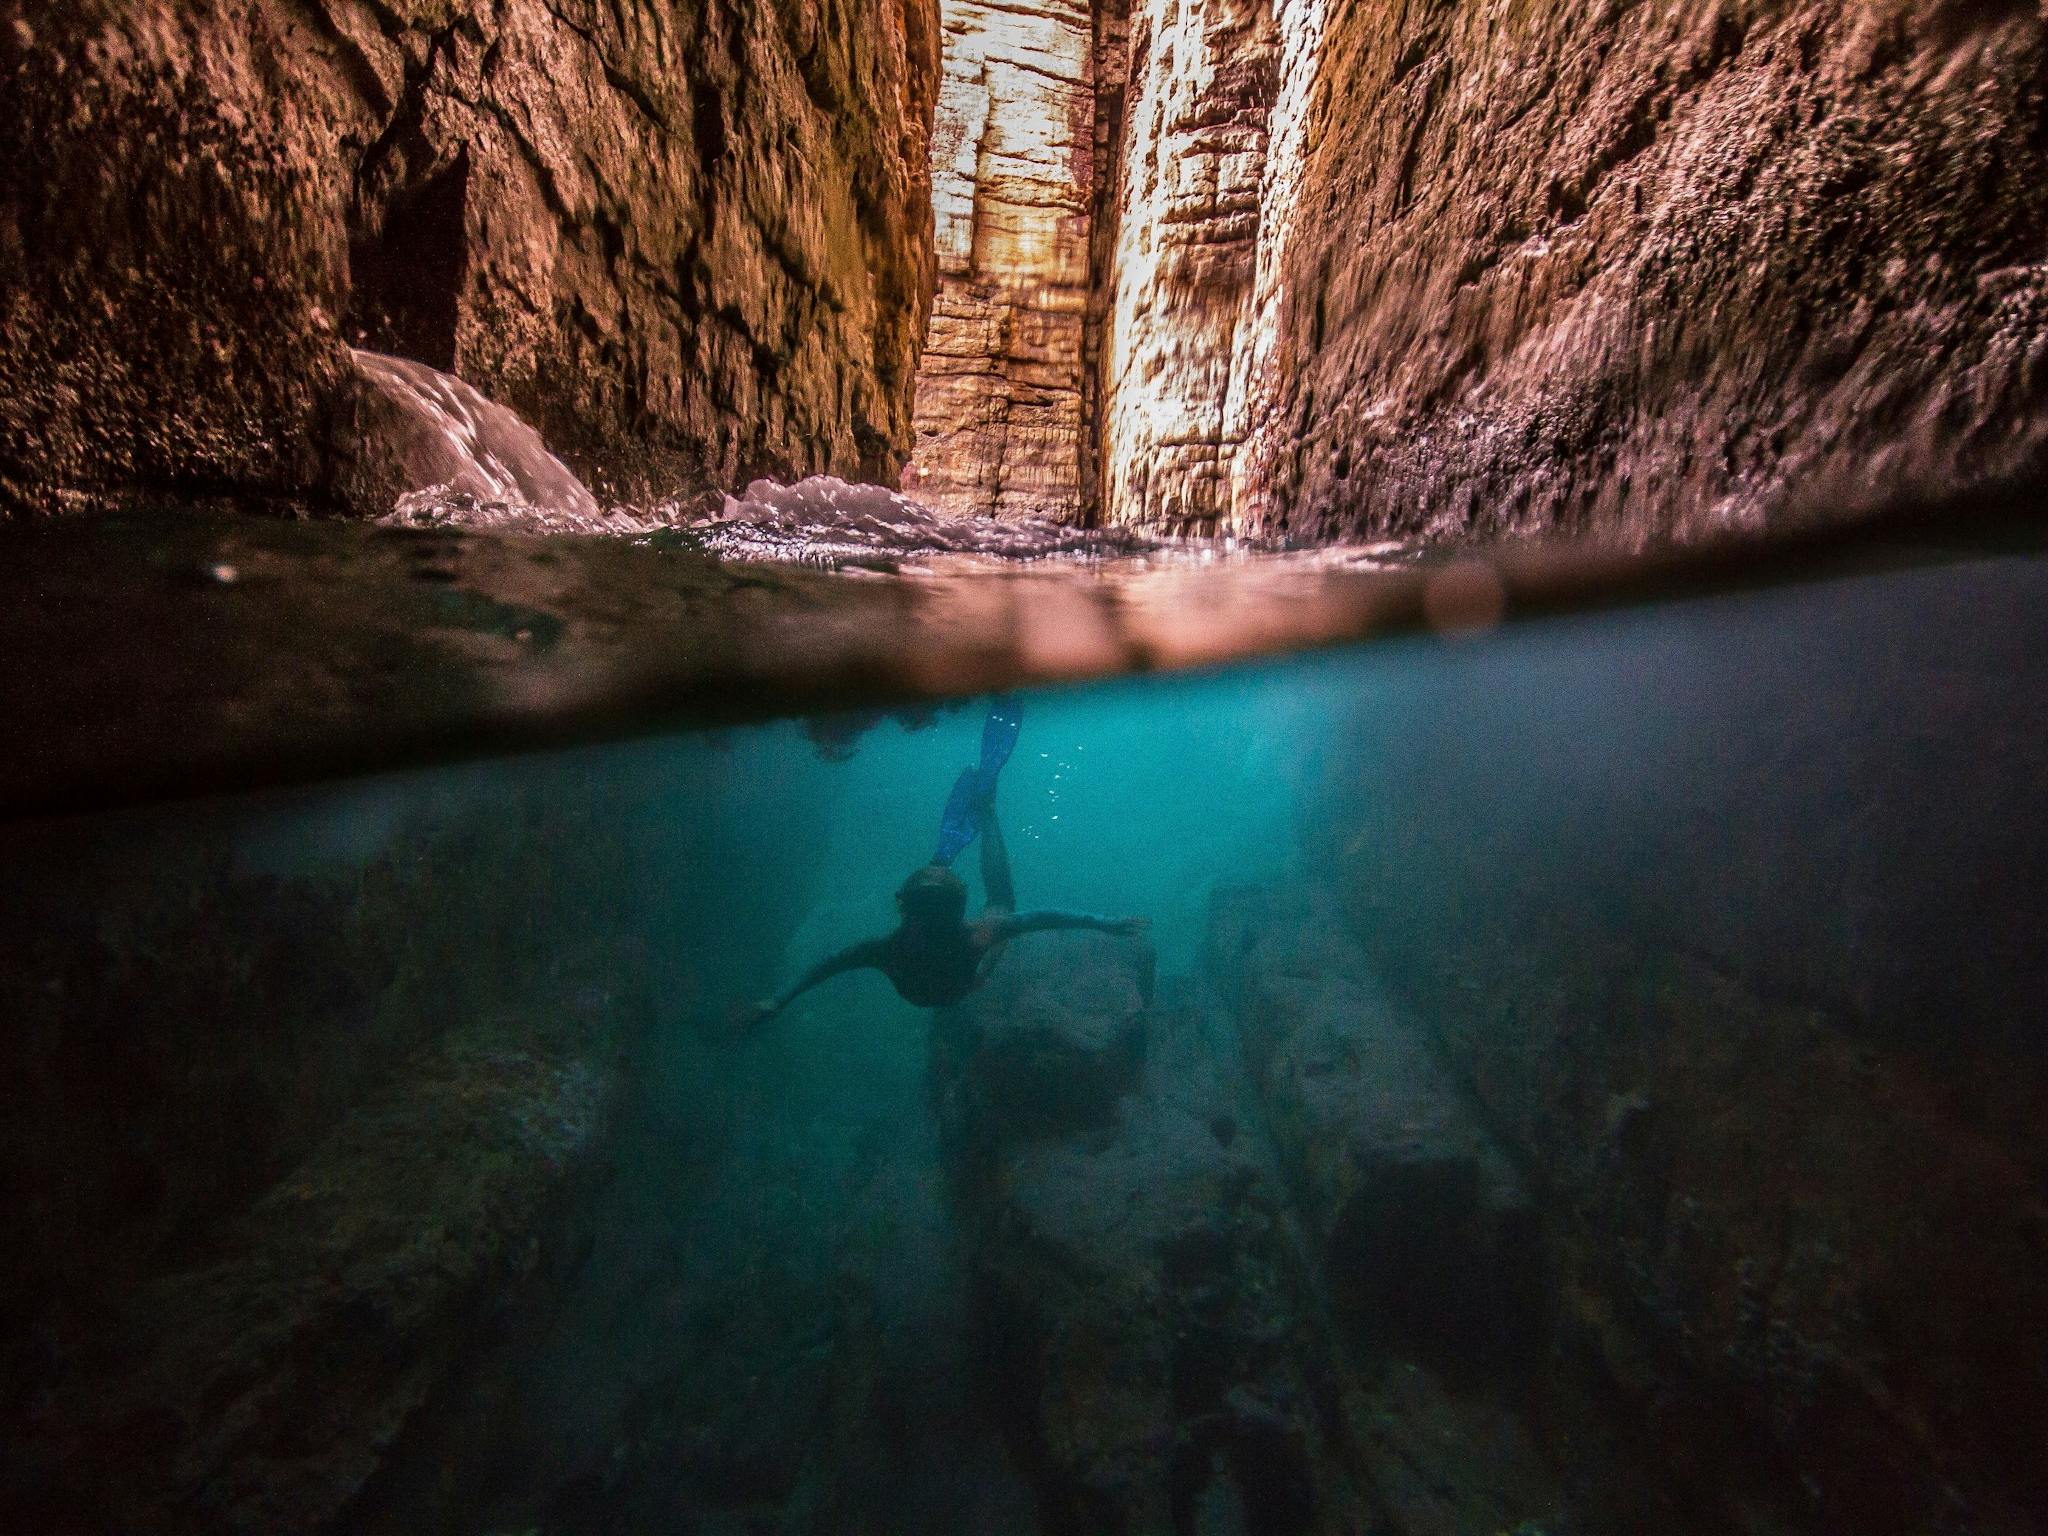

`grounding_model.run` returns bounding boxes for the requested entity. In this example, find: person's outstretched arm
[990,910,1149,940]
[748,938,890,1027]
